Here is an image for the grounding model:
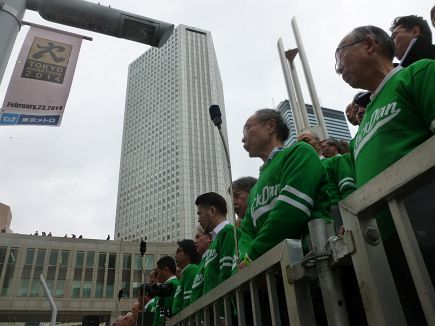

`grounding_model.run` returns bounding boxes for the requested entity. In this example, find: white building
[115,25,232,242]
